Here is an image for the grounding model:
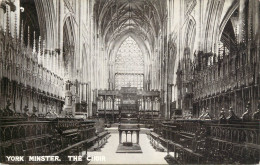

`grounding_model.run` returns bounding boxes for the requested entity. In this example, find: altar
[116,87,142,153]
